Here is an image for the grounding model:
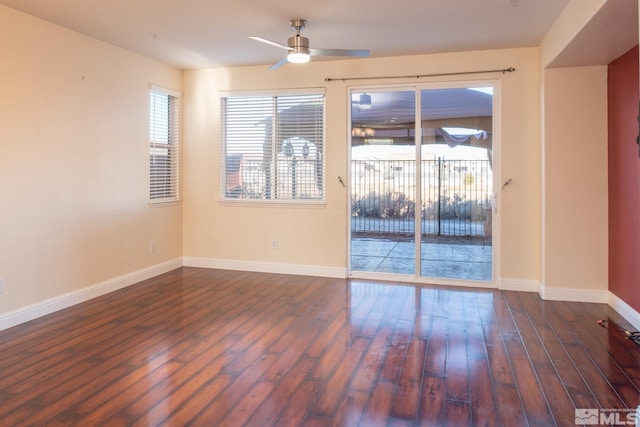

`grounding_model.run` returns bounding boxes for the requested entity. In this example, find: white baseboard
[183,257,348,279]
[499,278,540,292]
[608,291,640,331]
[539,285,608,303]
[0,258,183,332]
[3,258,637,338]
